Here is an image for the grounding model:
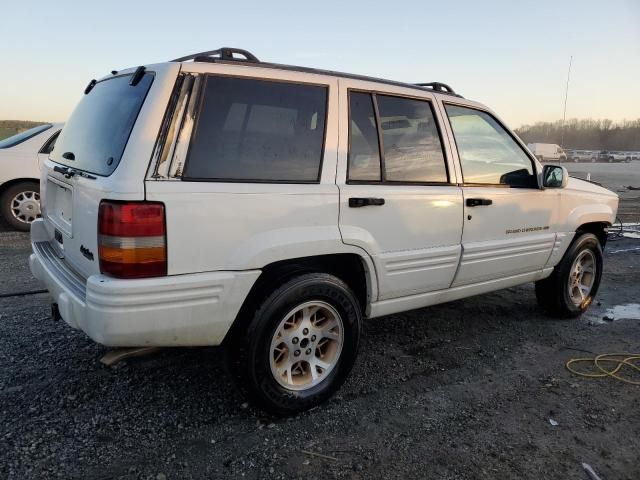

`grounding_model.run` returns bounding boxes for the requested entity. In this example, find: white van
[527,143,567,162]
[30,48,618,414]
